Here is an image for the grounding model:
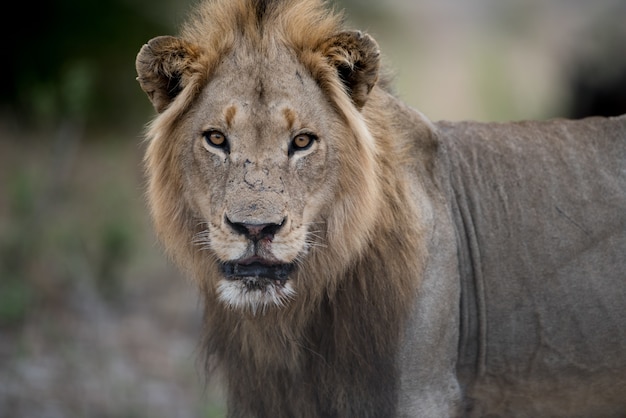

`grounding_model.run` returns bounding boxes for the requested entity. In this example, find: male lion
[135,0,626,416]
